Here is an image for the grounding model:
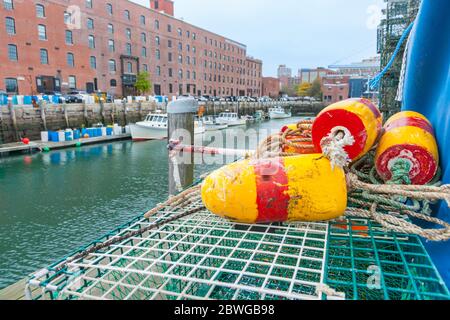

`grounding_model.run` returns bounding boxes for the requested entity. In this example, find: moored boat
[268,106,292,119]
